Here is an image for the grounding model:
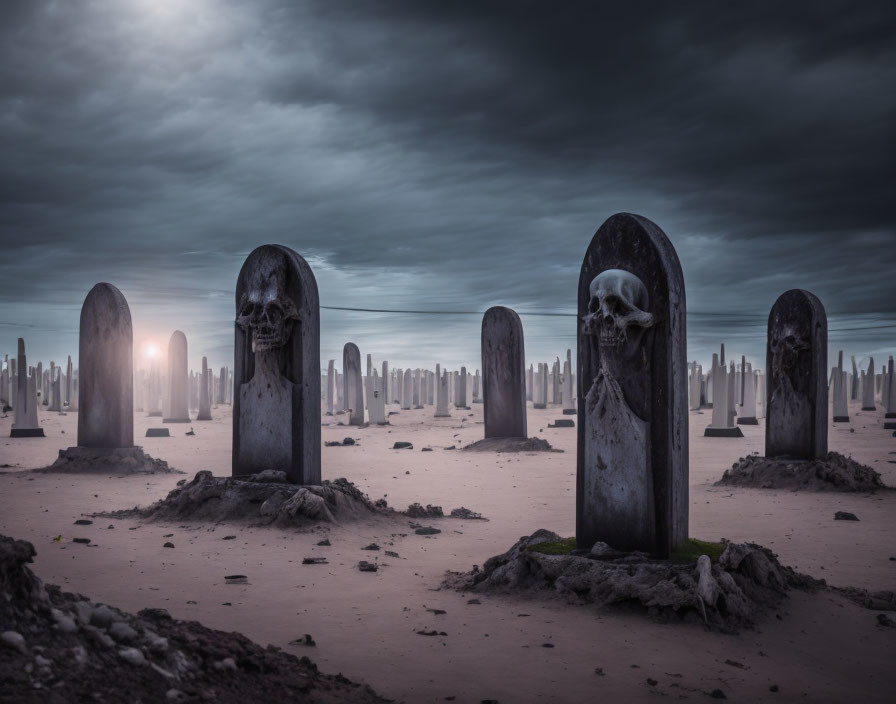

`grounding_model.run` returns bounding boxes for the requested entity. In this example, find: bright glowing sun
[145,344,158,359]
